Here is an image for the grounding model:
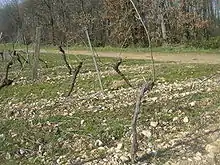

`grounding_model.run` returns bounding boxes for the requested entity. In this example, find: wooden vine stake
[129,0,155,81]
[32,27,41,81]
[85,28,104,92]
[129,0,156,163]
